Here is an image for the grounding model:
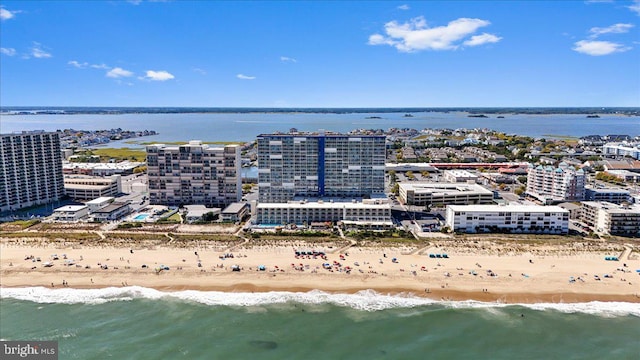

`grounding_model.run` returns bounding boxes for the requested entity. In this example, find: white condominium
[445,204,569,234]
[580,201,640,237]
[526,162,585,203]
[398,182,493,206]
[257,132,386,203]
[1,132,64,212]
[602,143,640,160]
[146,141,241,207]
